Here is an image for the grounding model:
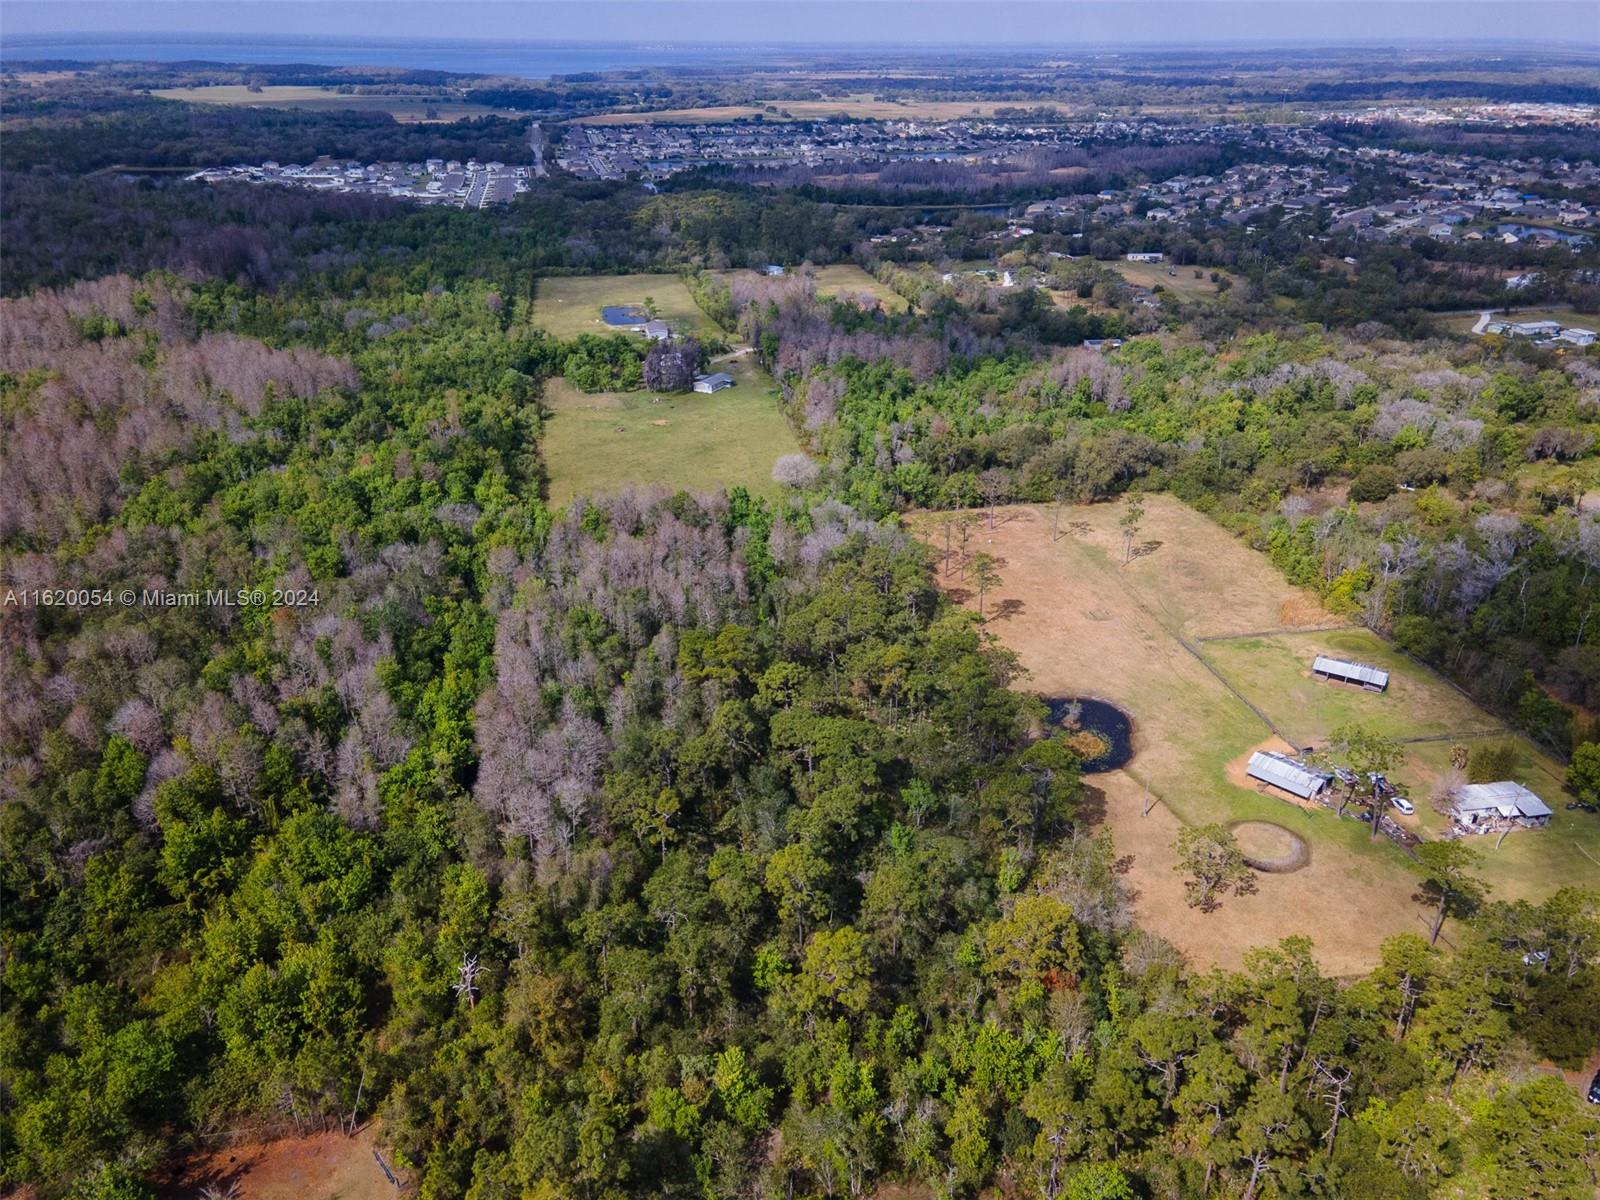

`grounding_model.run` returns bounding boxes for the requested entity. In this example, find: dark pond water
[601,305,648,326]
[1042,696,1134,772]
